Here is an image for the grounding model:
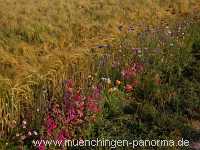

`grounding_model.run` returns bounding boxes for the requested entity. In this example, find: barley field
[0,0,200,149]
